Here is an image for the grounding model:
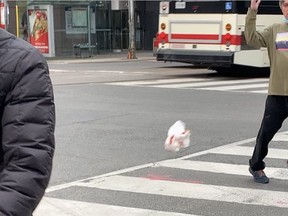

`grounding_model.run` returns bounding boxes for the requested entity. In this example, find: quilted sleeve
[0,48,55,216]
